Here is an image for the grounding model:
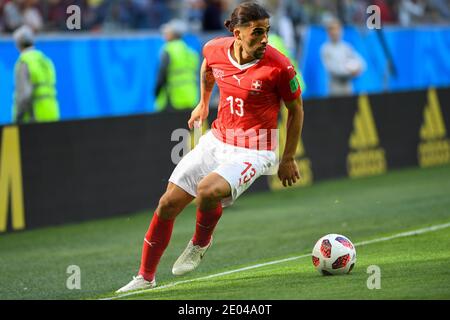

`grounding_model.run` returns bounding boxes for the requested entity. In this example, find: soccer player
[117,1,303,293]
